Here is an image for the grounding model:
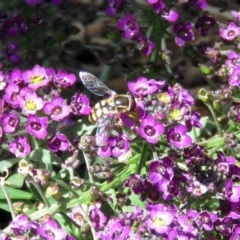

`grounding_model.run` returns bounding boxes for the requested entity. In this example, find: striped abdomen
[89,95,133,123]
